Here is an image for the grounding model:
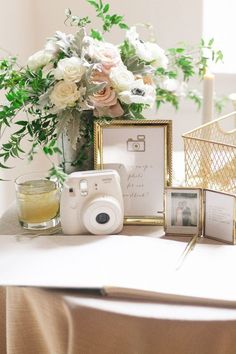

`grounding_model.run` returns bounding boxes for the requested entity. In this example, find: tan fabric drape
[0,287,6,354]
[2,286,236,354]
